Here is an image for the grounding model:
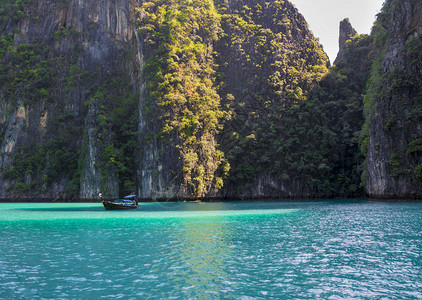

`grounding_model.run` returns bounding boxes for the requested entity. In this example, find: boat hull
[102,201,139,210]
